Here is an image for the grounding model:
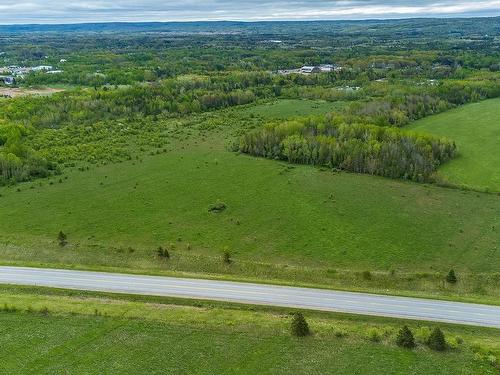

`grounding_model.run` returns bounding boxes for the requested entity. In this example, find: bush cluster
[239,117,456,182]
